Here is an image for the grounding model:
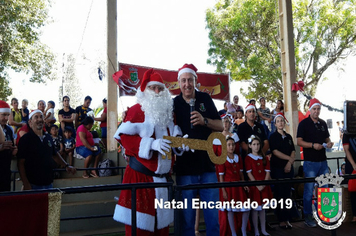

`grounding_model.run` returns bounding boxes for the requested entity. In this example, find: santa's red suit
[113,103,181,233]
